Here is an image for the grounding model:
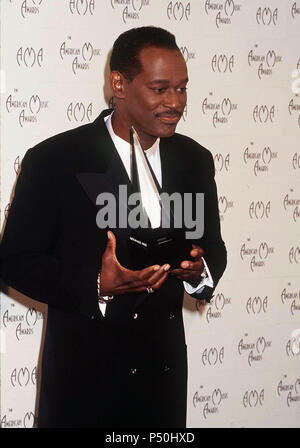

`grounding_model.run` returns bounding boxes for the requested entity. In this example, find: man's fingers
[139,263,169,279]
[133,267,170,292]
[128,264,170,290]
[178,260,203,271]
[146,264,170,285]
[106,230,116,252]
[114,266,170,294]
[149,271,169,290]
[171,268,197,280]
[103,231,119,264]
[190,245,204,258]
